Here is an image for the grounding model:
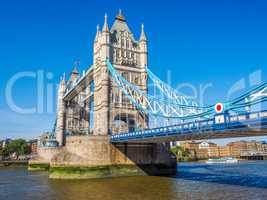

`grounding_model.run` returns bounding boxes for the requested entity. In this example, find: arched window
[126,39,129,48]
[135,77,139,85]
[113,49,116,61]
[115,92,119,103]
